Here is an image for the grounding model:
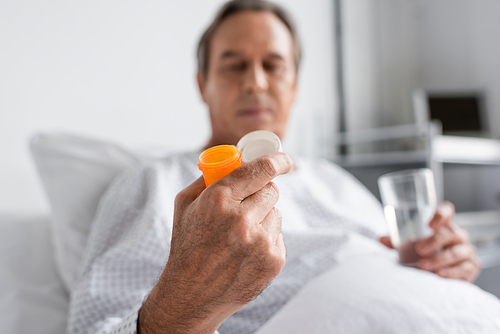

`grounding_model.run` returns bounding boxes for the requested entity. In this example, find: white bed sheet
[0,213,68,334]
[256,253,500,334]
